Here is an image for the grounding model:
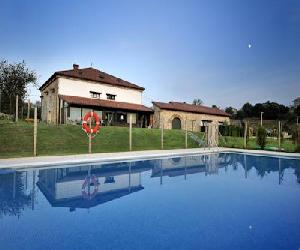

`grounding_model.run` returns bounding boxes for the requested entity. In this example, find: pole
[260,112,263,126]
[278,121,281,151]
[185,119,188,149]
[243,121,248,149]
[89,110,92,154]
[33,107,37,156]
[27,99,30,119]
[161,119,164,150]
[129,113,132,151]
[15,94,18,122]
